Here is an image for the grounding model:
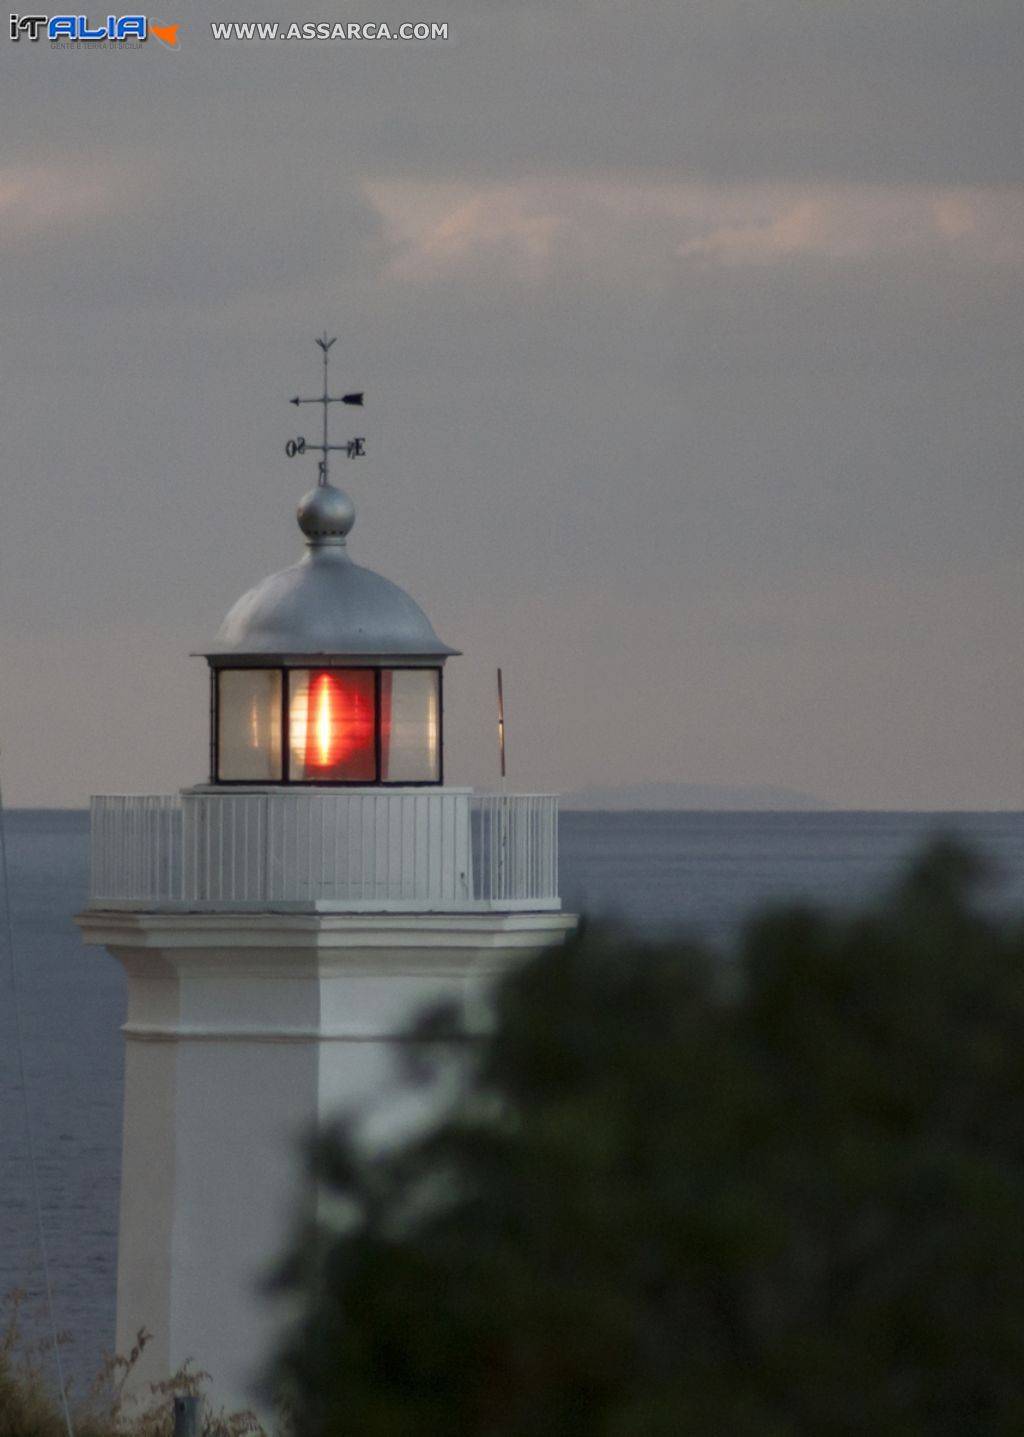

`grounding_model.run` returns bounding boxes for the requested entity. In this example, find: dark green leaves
[271,845,1024,1437]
